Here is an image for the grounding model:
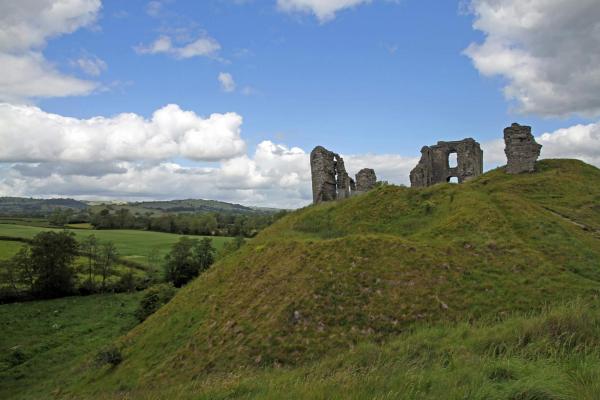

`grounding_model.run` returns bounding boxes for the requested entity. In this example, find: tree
[164,237,197,287]
[146,246,161,282]
[29,231,78,298]
[164,237,216,287]
[48,208,72,227]
[11,246,35,294]
[80,234,99,284]
[97,242,119,291]
[193,238,215,273]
